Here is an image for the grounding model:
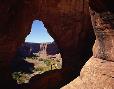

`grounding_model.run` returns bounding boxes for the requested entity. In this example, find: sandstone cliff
[17,42,59,57]
[62,0,114,89]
